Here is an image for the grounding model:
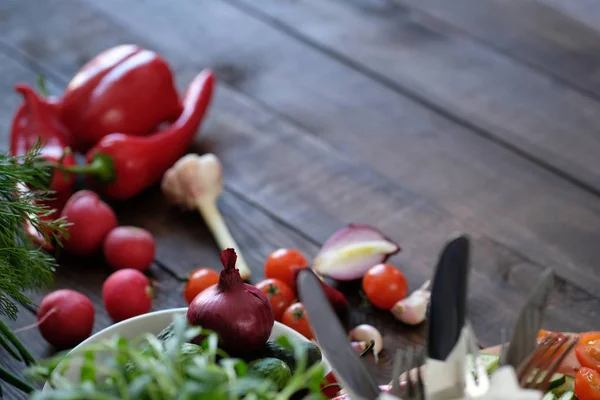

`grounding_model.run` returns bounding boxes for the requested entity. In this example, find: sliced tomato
[576,367,600,400]
[576,332,600,373]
